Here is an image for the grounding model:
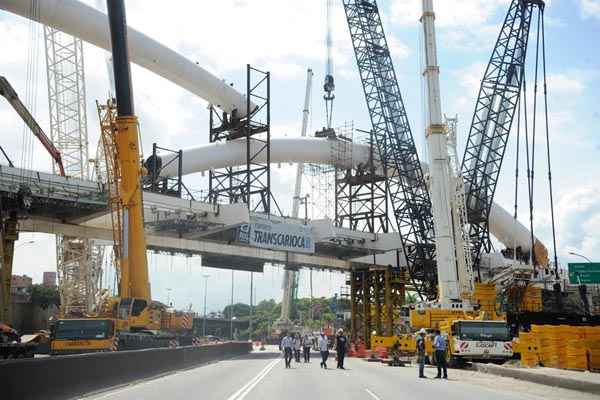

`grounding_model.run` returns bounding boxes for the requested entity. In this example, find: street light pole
[202,274,210,336]
[230,270,234,340]
[569,251,593,263]
[249,272,254,341]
